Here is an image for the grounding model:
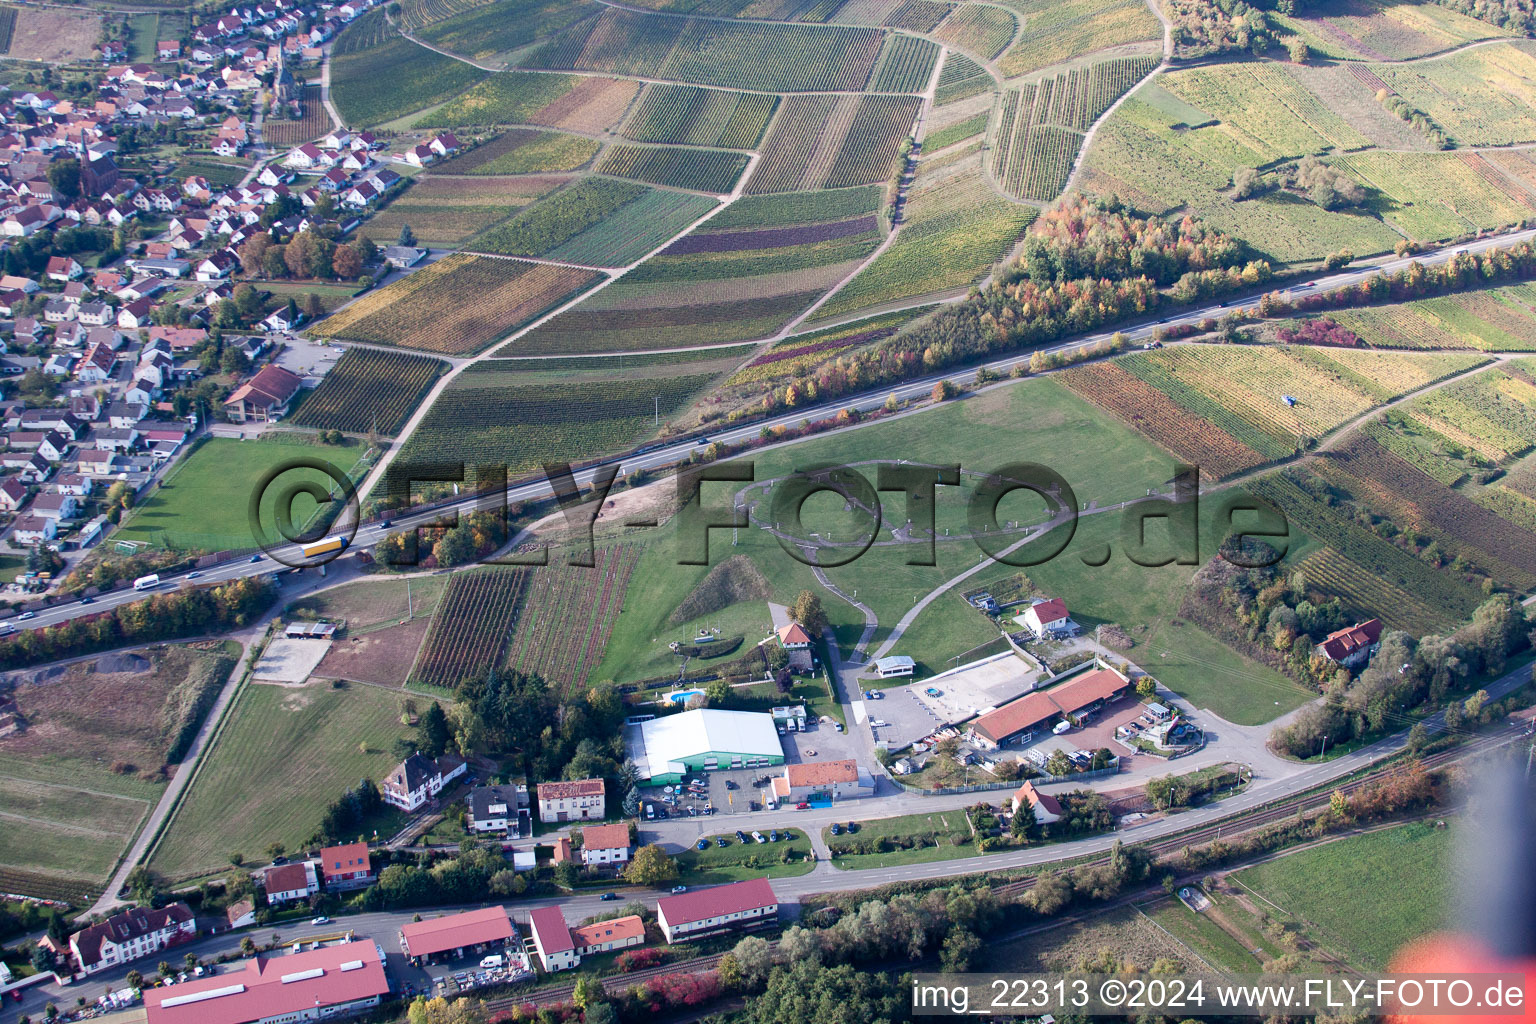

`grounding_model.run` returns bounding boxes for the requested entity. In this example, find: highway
[13,225,1534,634]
